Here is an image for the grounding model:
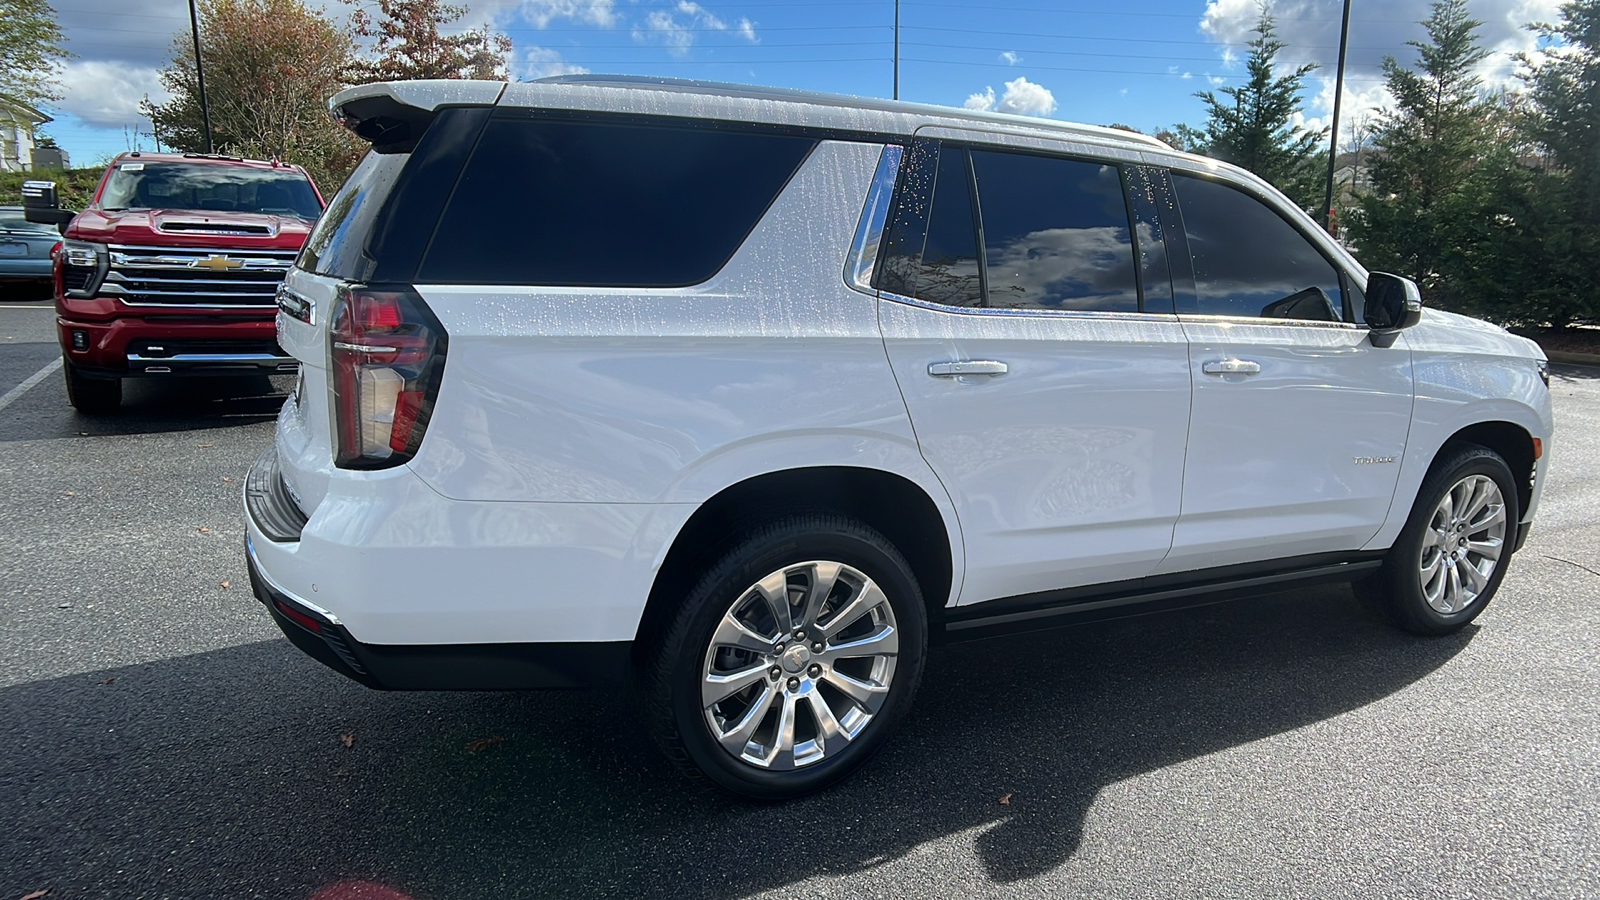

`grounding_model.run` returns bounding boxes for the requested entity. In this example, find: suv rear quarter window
[417,116,816,287]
